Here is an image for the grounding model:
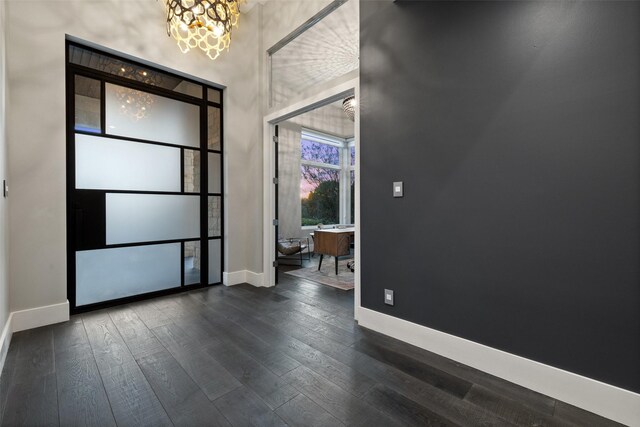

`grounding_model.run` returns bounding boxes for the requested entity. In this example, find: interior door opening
[272,97,356,291]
